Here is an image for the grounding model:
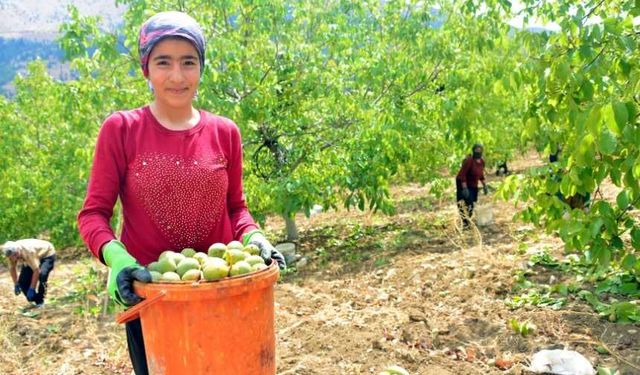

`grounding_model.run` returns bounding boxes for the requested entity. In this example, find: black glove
[483,185,489,195]
[14,284,21,296]
[462,188,470,200]
[248,233,287,270]
[115,267,153,306]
